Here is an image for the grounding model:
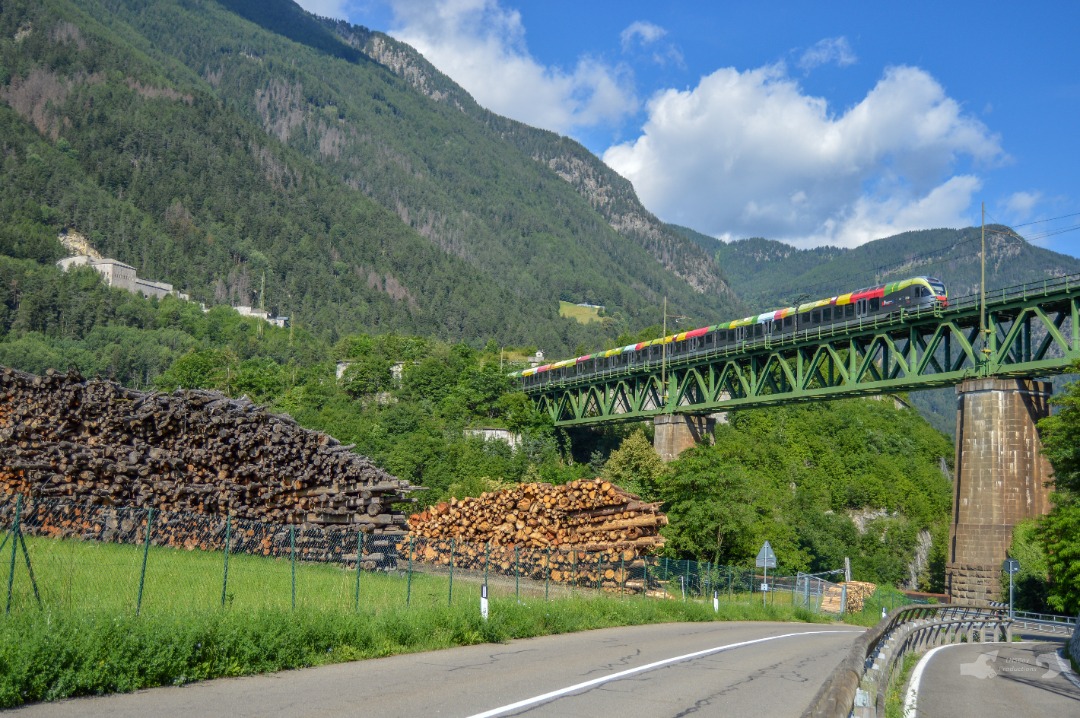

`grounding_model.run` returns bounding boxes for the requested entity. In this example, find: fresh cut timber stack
[0,367,417,536]
[402,478,667,590]
[820,580,878,614]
